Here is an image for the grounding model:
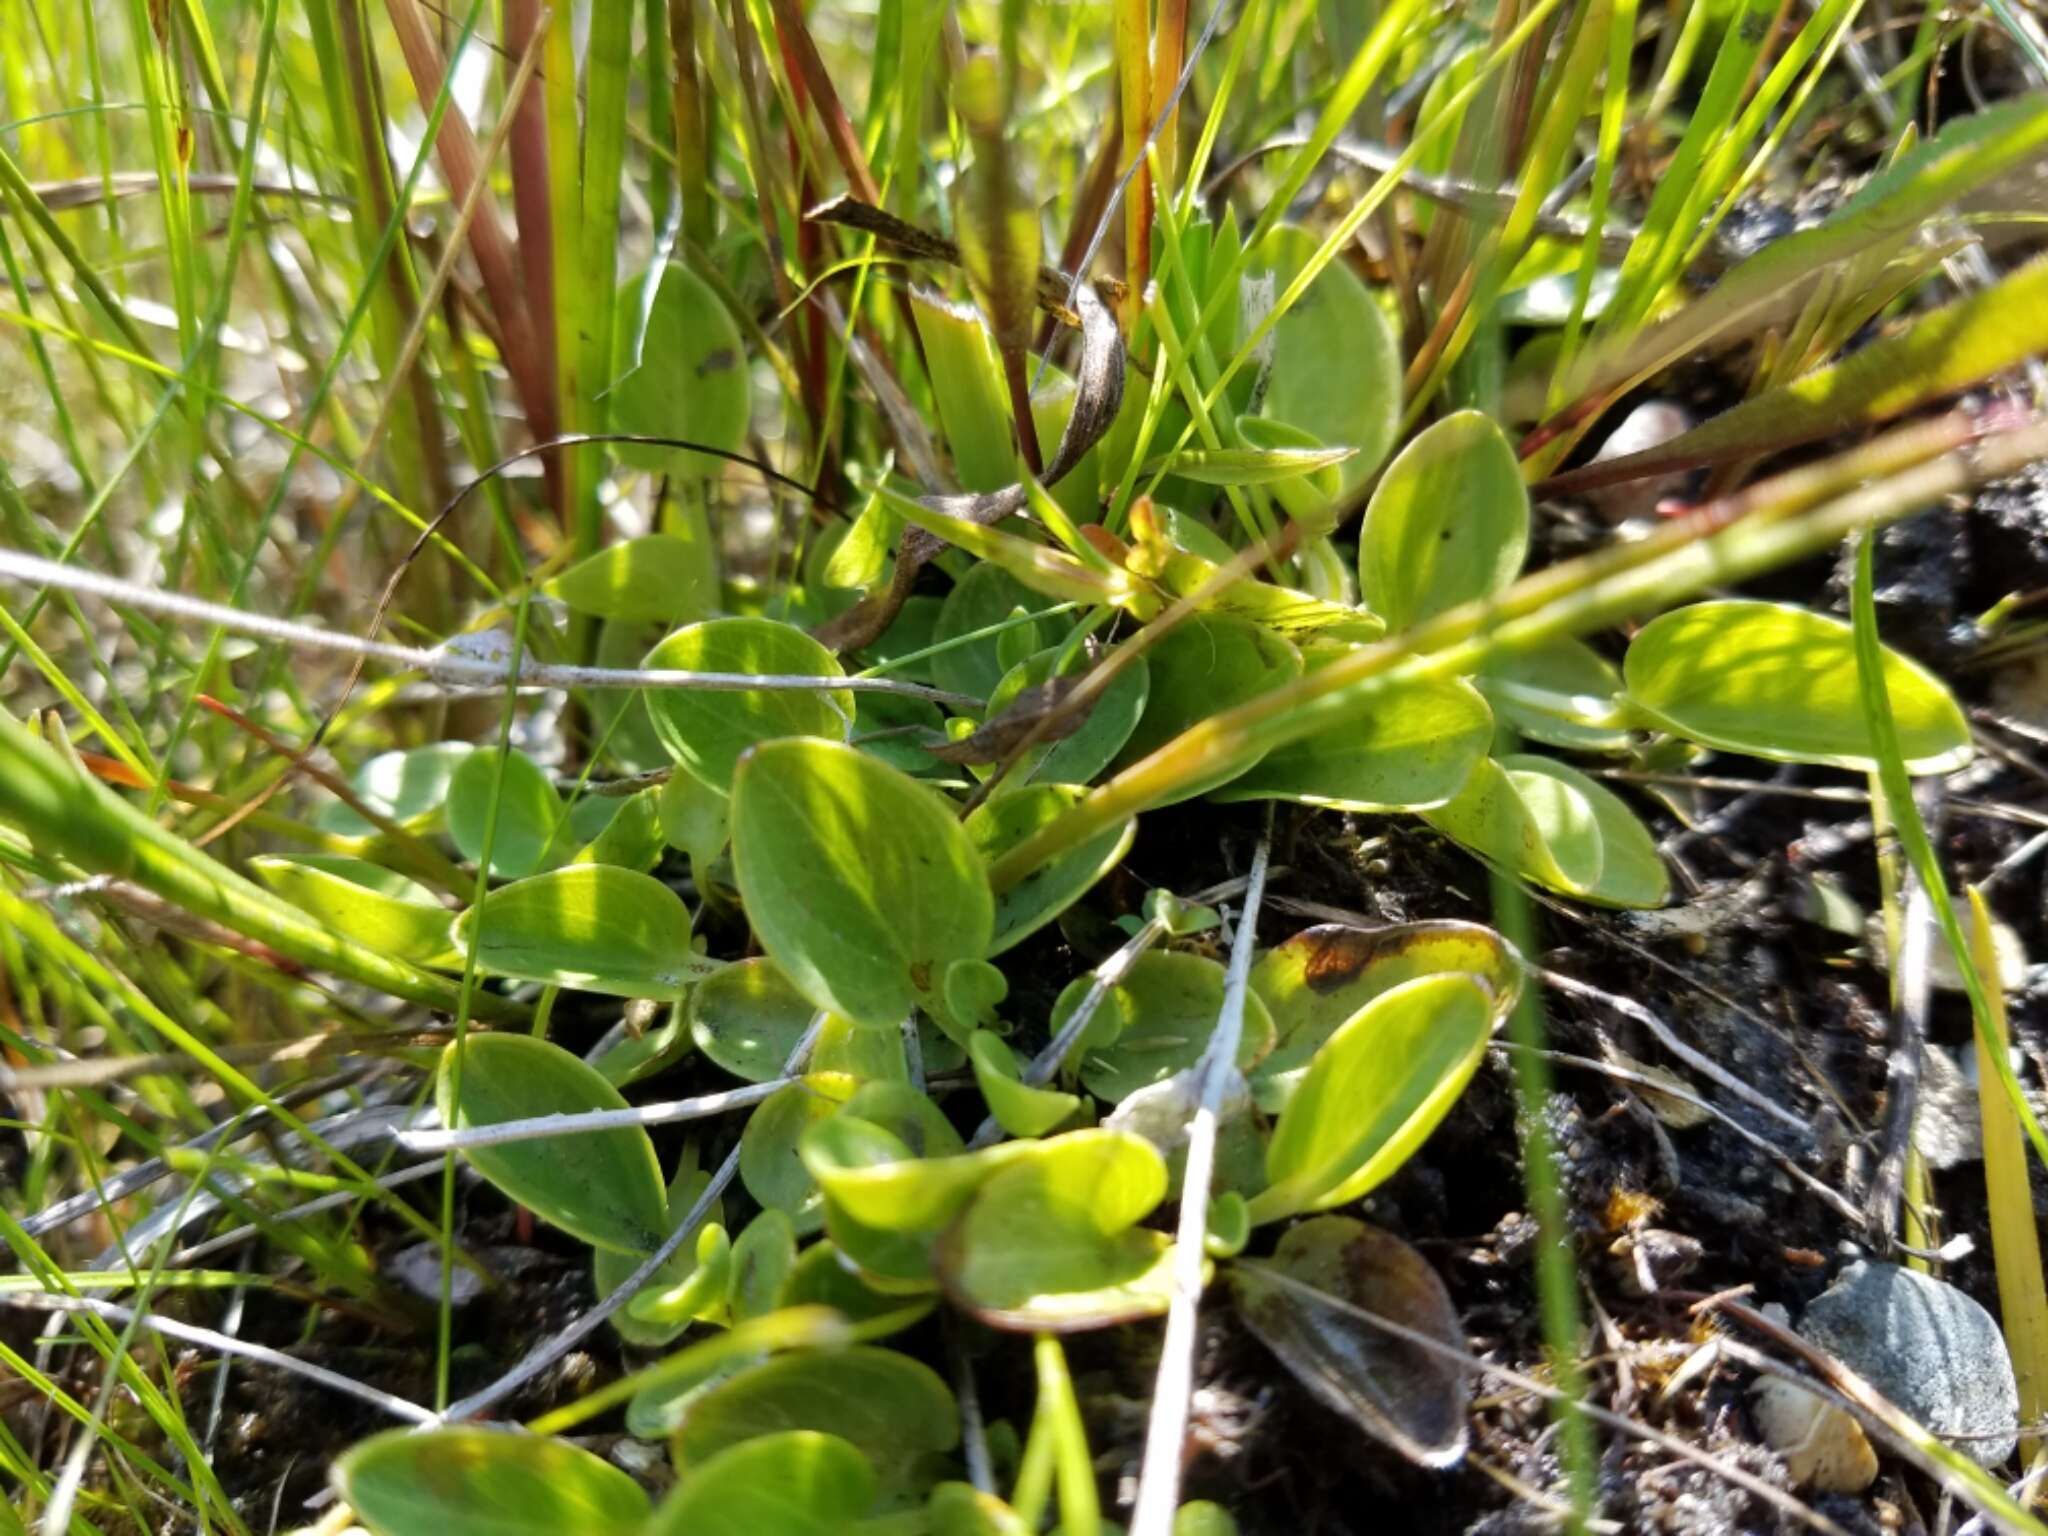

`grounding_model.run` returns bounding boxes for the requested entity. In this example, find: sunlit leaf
[1249,920,1522,1114]
[1248,972,1495,1224]
[647,1431,877,1535]
[1213,669,1492,812]
[1139,441,1356,486]
[731,738,994,1033]
[937,1129,1175,1331]
[1358,410,1528,632]
[454,864,720,998]
[336,1425,650,1536]
[911,289,1019,492]
[643,618,854,793]
[968,1028,1083,1138]
[967,784,1134,955]
[1623,600,1971,772]
[544,533,717,624]
[1229,1217,1469,1466]
[435,1033,668,1255]
[1423,754,1669,908]
[249,854,456,965]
